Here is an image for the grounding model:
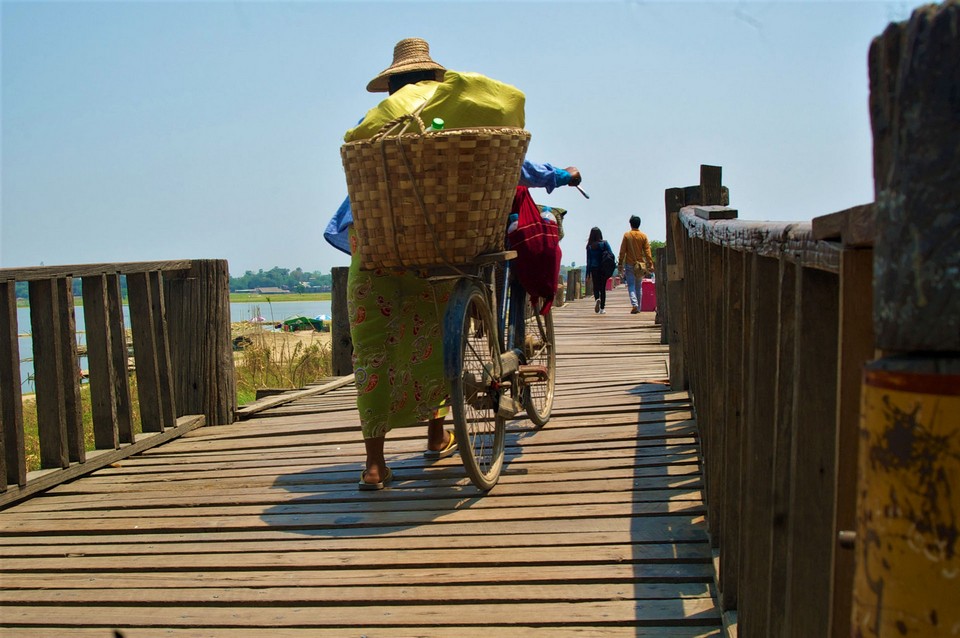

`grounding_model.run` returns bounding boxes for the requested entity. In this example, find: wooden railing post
[718,247,744,610]
[164,259,235,426]
[107,274,134,444]
[28,278,68,469]
[0,281,25,488]
[853,4,960,636]
[828,247,873,638]
[738,253,779,635]
[127,271,167,433]
[767,256,797,637]
[654,246,665,332]
[56,278,84,463]
[565,270,577,303]
[81,274,120,450]
[783,266,840,637]
[331,266,353,376]
[703,241,725,548]
[664,187,687,390]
